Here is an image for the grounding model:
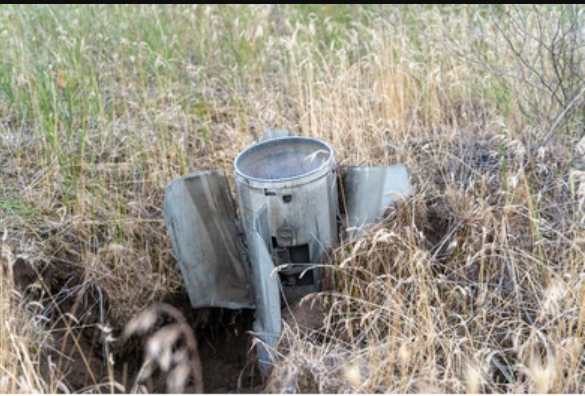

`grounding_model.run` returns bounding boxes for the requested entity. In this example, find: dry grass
[1,239,47,393]
[123,304,203,393]
[1,4,584,393]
